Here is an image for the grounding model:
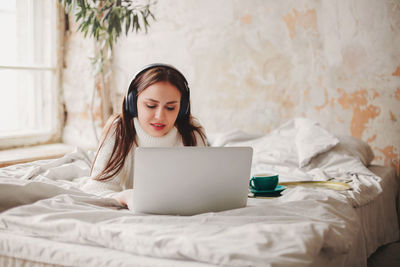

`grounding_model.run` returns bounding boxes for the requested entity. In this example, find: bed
[0,118,398,267]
